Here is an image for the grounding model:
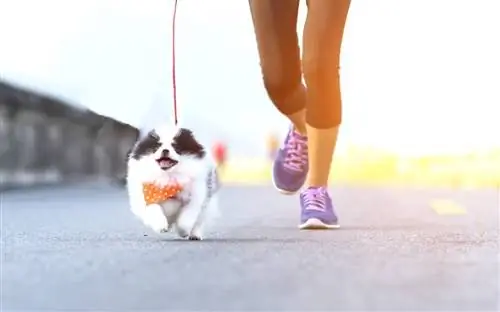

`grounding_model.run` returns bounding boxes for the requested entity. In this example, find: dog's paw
[176,226,189,238]
[188,227,203,241]
[143,205,169,233]
[148,217,170,233]
[188,234,202,241]
[176,225,203,240]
